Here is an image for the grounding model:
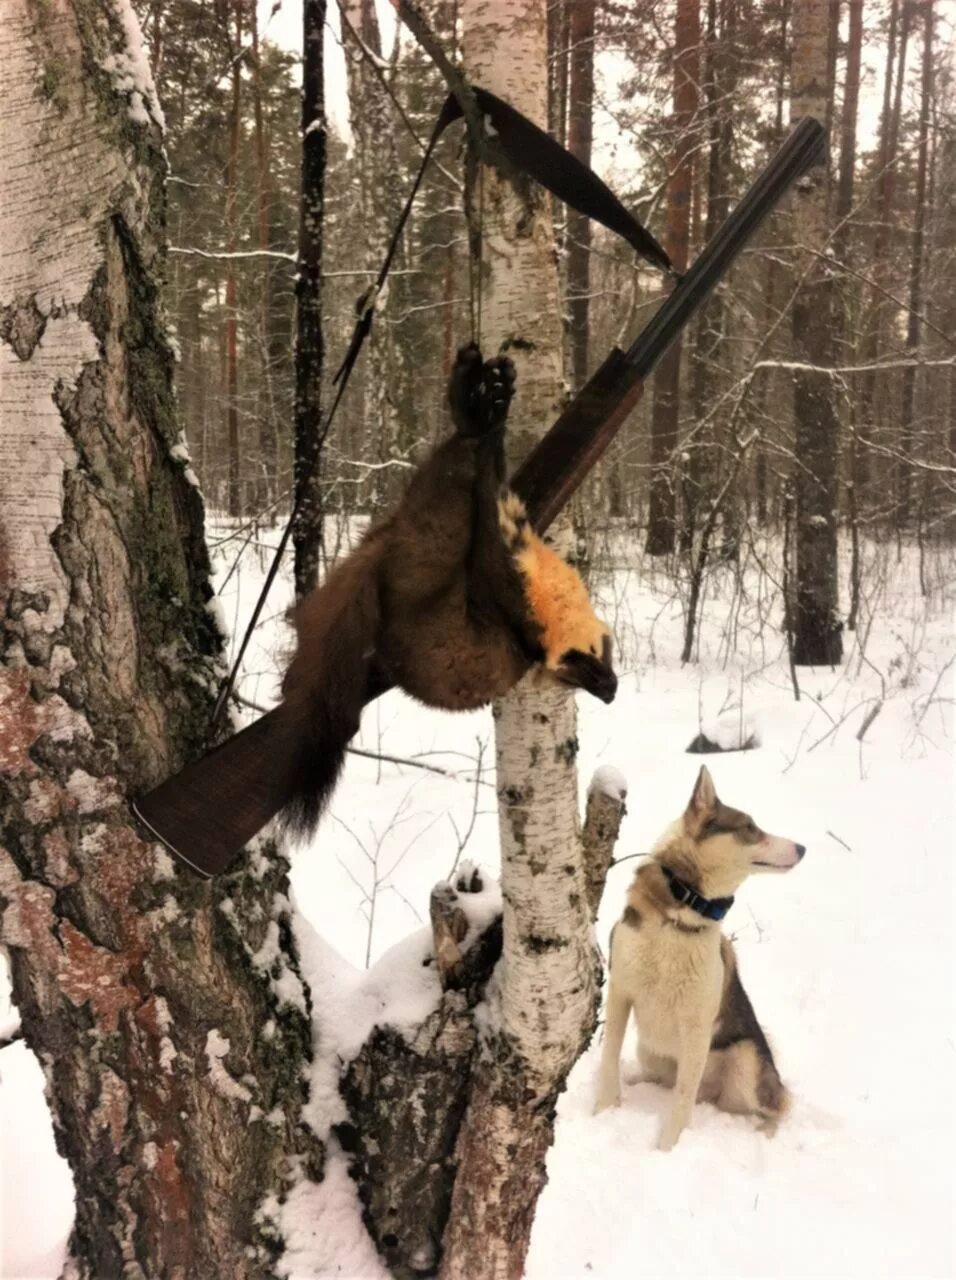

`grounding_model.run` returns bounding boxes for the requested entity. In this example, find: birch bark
[440,4,603,1274]
[0,4,317,1274]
